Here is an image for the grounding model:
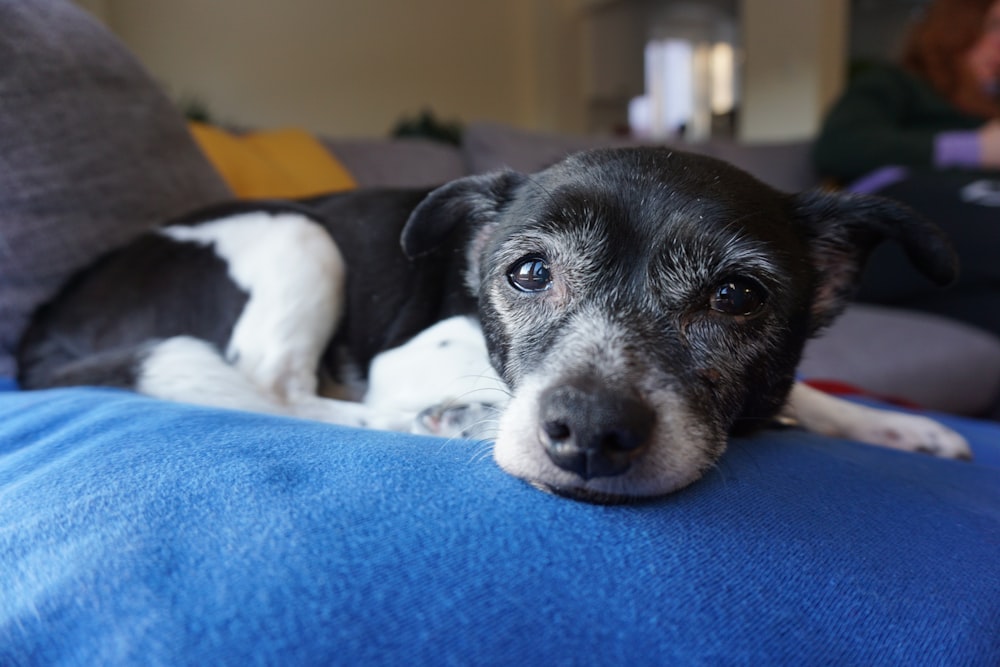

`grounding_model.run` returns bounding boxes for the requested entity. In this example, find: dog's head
[402,147,957,503]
